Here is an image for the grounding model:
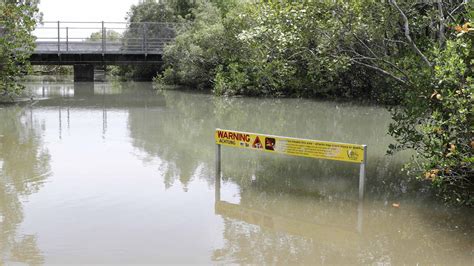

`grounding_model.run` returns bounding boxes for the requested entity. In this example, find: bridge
[31,21,178,81]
